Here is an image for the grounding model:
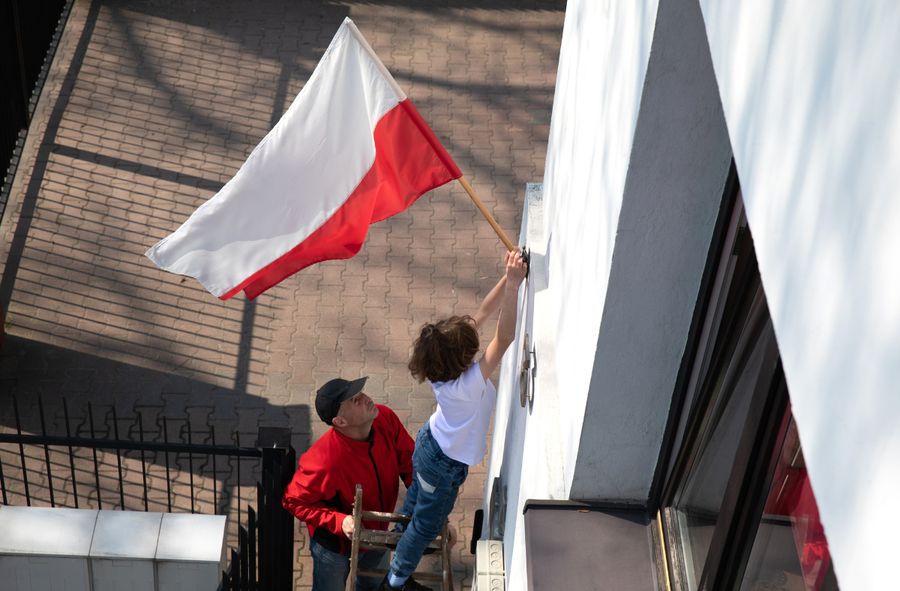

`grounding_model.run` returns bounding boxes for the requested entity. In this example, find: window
[655,179,838,591]
[738,411,838,591]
